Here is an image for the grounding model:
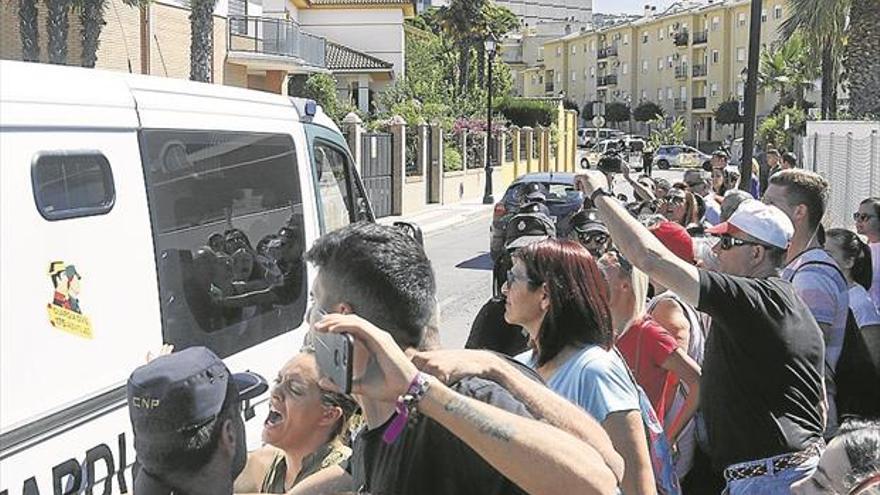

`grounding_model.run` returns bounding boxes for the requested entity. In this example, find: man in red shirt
[599,250,702,445]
